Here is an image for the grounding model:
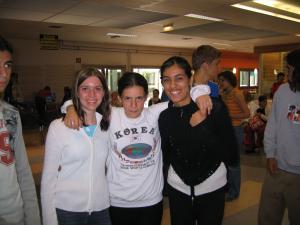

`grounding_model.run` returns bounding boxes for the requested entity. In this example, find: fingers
[72,119,81,130]
[189,110,206,127]
[200,97,212,115]
[267,158,278,175]
[64,117,80,130]
[70,120,77,130]
[207,97,212,115]
[64,117,72,128]
[195,95,213,115]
